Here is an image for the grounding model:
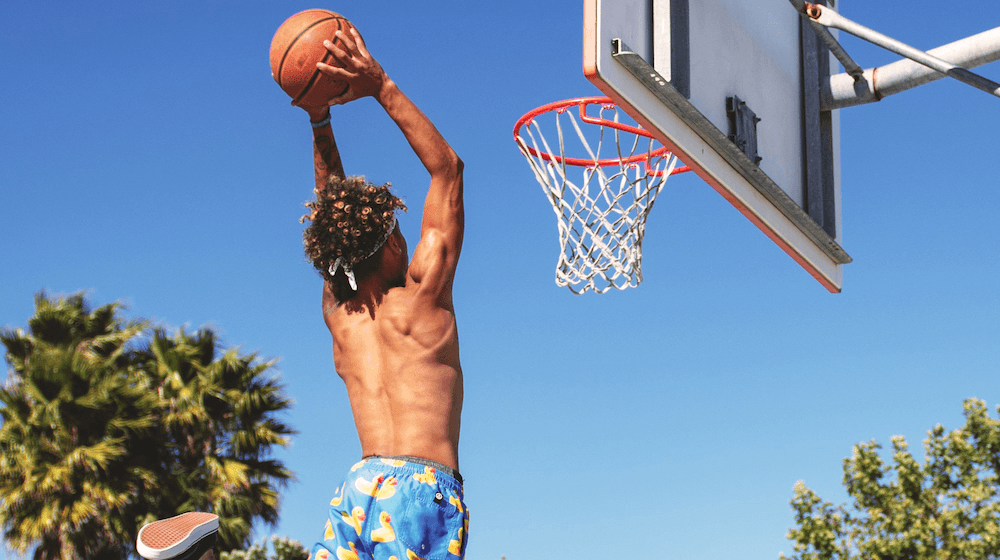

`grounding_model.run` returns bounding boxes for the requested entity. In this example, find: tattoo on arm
[313,132,346,184]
